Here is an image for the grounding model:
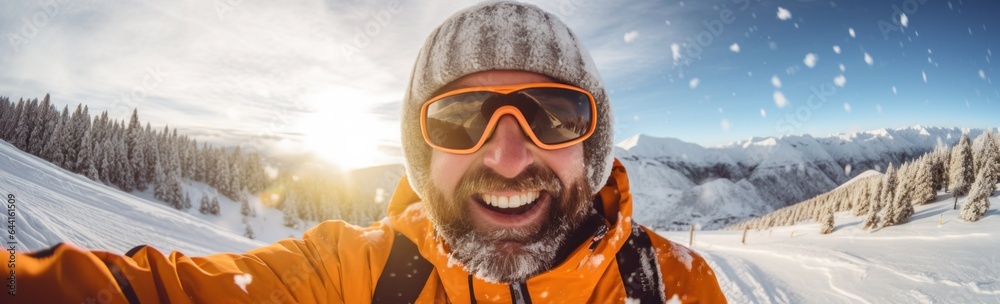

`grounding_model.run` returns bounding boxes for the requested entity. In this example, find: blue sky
[1,0,997,168]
